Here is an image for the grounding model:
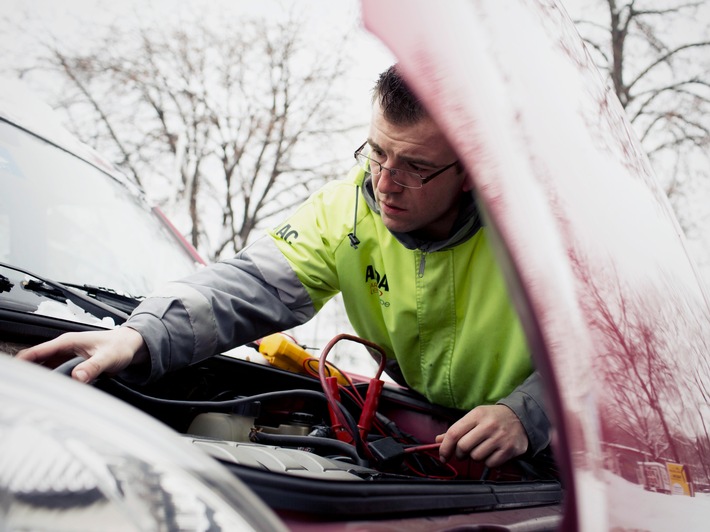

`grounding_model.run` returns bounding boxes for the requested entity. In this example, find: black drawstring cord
[348,185,361,249]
